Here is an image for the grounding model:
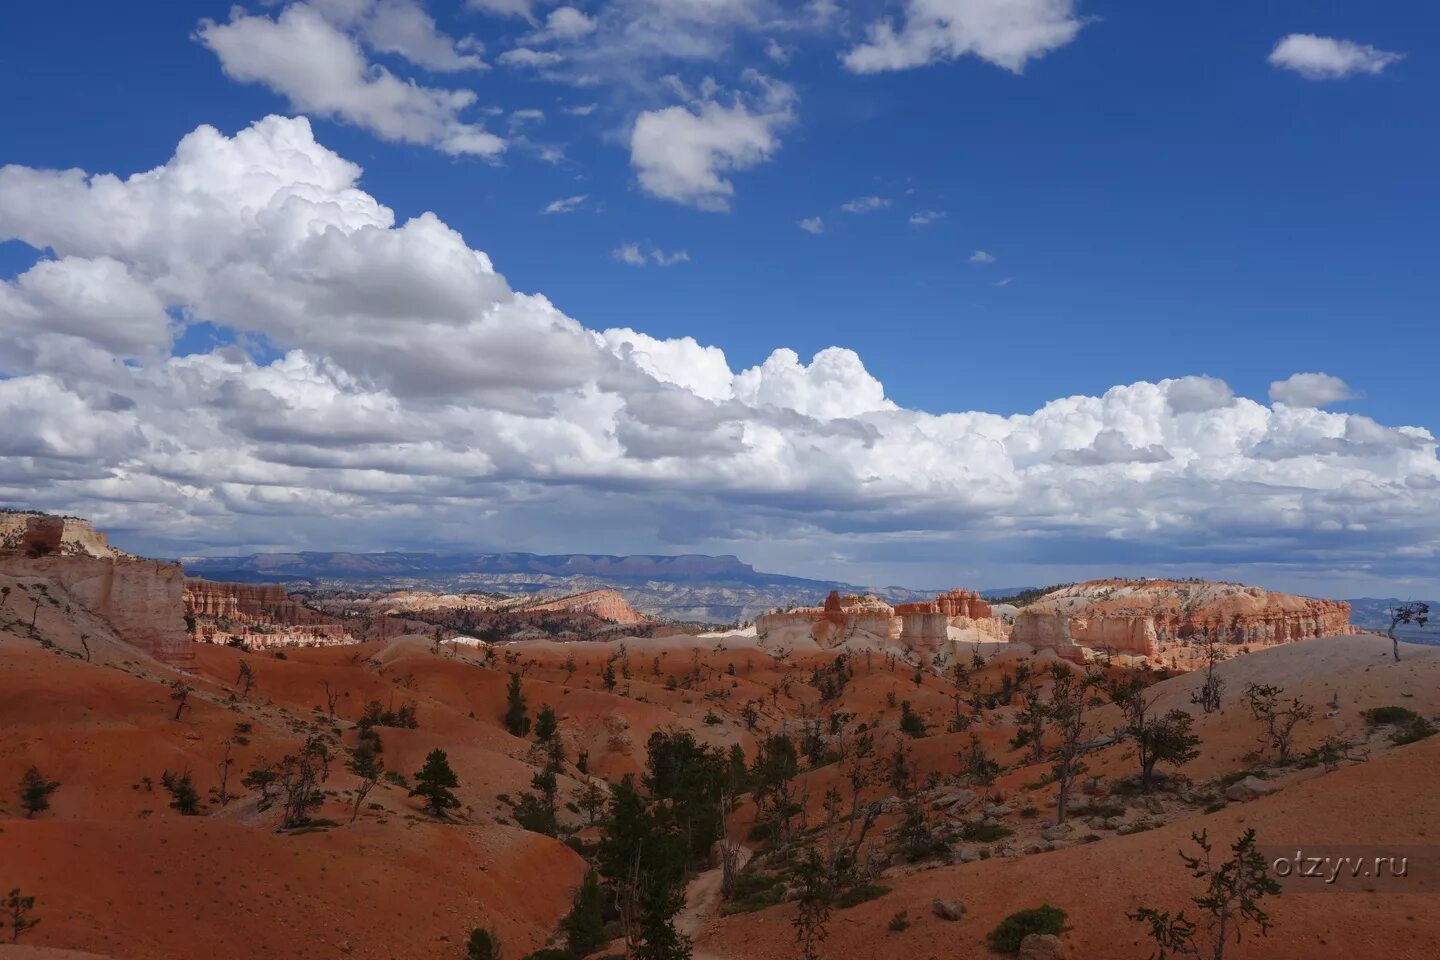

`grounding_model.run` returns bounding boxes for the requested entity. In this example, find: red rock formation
[1011,579,1357,665]
[183,579,330,626]
[758,587,1000,651]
